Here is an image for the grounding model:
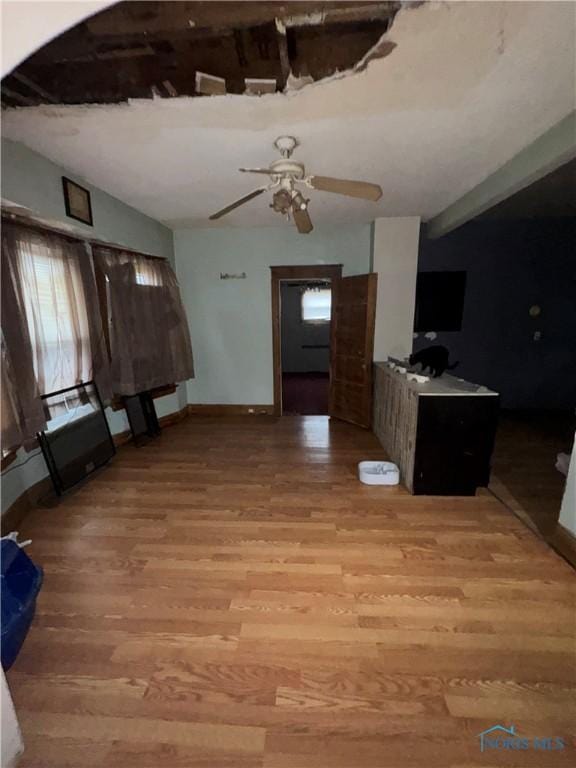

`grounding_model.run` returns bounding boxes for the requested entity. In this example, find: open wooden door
[329,273,377,428]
